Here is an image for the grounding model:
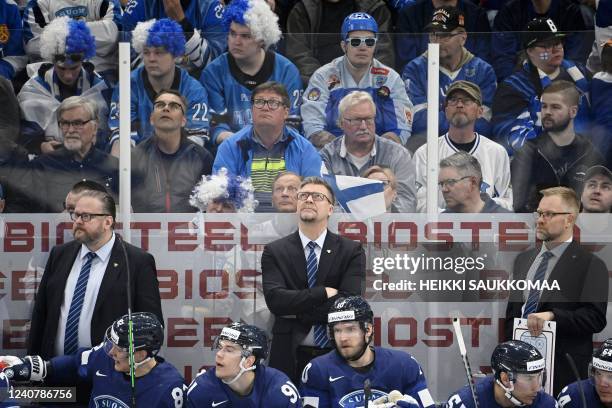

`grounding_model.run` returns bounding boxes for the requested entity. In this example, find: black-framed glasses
[69,212,111,222]
[252,98,285,110]
[347,37,377,47]
[297,191,332,203]
[533,210,572,220]
[153,101,185,113]
[343,117,375,127]
[58,119,93,129]
[438,175,472,189]
[446,96,477,106]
